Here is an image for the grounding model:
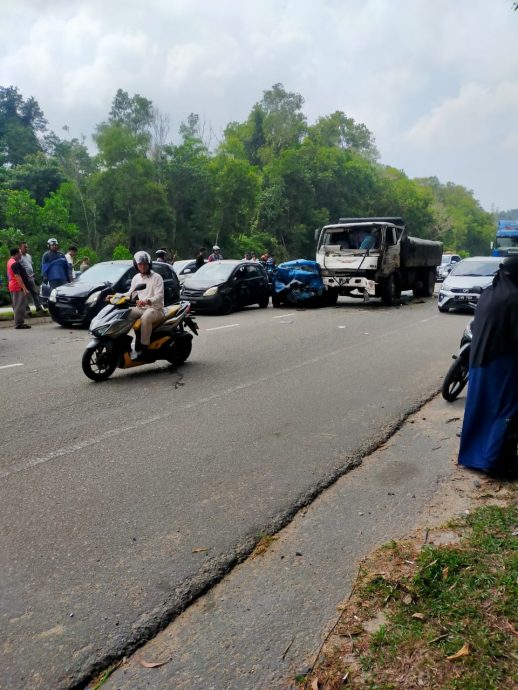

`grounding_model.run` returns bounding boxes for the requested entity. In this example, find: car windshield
[451,261,499,277]
[75,263,130,284]
[188,262,235,282]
